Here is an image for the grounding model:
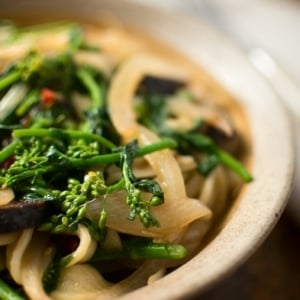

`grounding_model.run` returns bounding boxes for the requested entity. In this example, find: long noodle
[20,232,54,300]
[61,225,97,268]
[6,229,34,284]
